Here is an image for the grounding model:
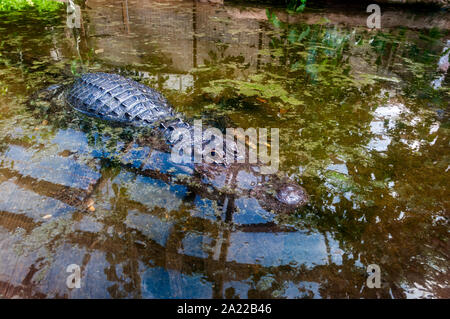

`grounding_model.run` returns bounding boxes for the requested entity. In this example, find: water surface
[0,0,448,298]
